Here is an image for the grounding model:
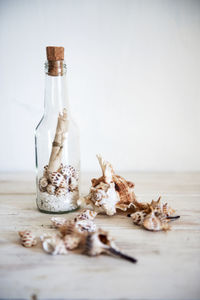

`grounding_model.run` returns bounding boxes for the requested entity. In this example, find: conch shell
[83,229,137,264]
[18,230,37,248]
[129,197,180,232]
[80,155,137,215]
[142,207,170,231]
[51,209,97,233]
